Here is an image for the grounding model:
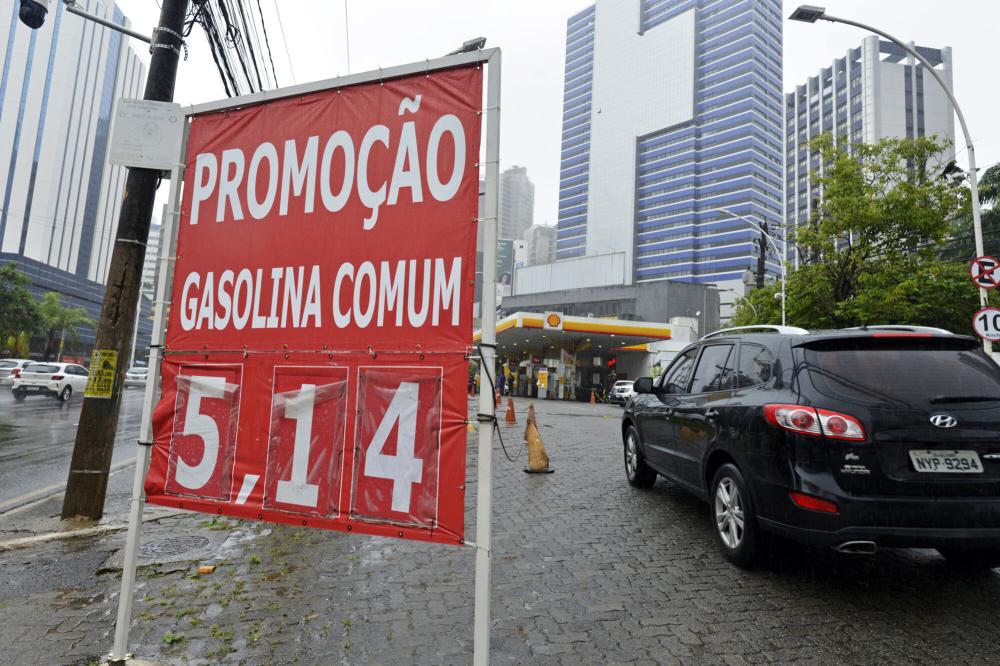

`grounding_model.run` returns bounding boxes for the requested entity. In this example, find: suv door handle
[705,409,719,419]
